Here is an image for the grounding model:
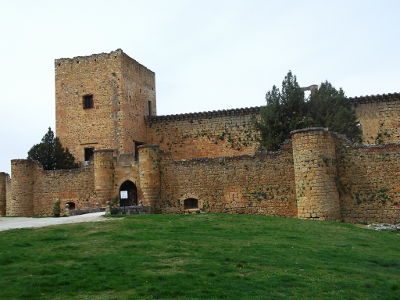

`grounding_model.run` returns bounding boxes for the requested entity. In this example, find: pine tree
[258,72,361,150]
[28,128,79,170]
[307,81,362,142]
